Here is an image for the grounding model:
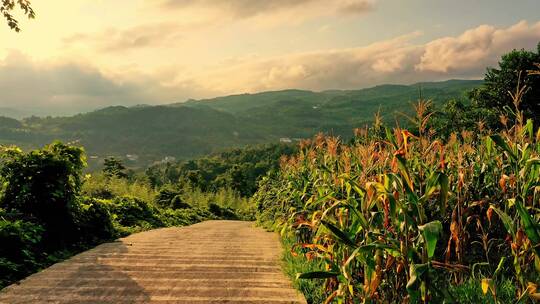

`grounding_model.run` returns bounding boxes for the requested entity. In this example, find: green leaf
[485,136,493,156]
[522,158,540,179]
[418,221,442,259]
[524,119,534,139]
[490,134,517,160]
[395,155,415,194]
[406,263,429,301]
[296,271,340,279]
[437,172,449,216]
[493,256,506,278]
[515,198,540,256]
[489,206,516,238]
[321,220,356,248]
[360,242,402,257]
